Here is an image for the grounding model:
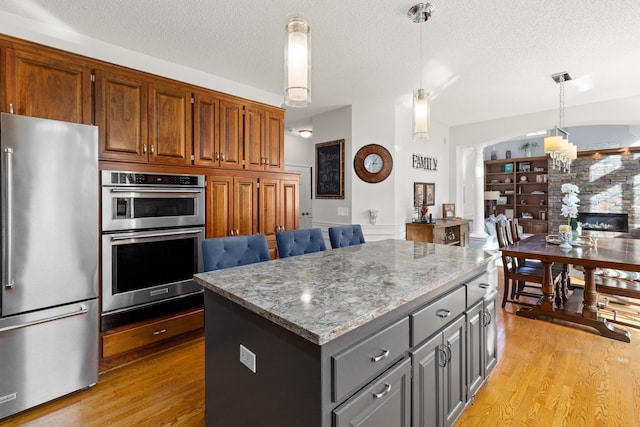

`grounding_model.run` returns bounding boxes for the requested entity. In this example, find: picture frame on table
[505,208,514,219]
[442,203,455,218]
